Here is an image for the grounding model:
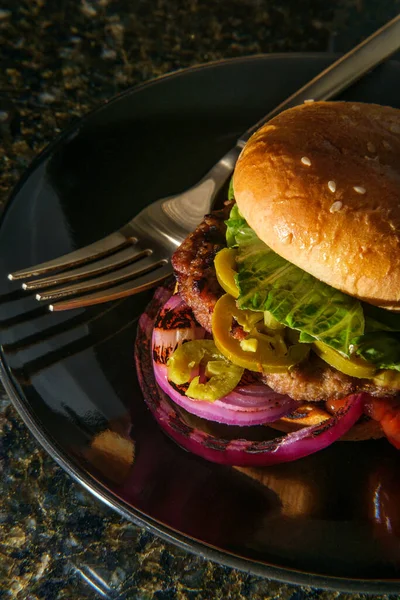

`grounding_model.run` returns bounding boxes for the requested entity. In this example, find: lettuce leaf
[225,206,400,368]
[228,177,235,202]
[353,332,400,371]
[225,203,245,248]
[226,205,365,356]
